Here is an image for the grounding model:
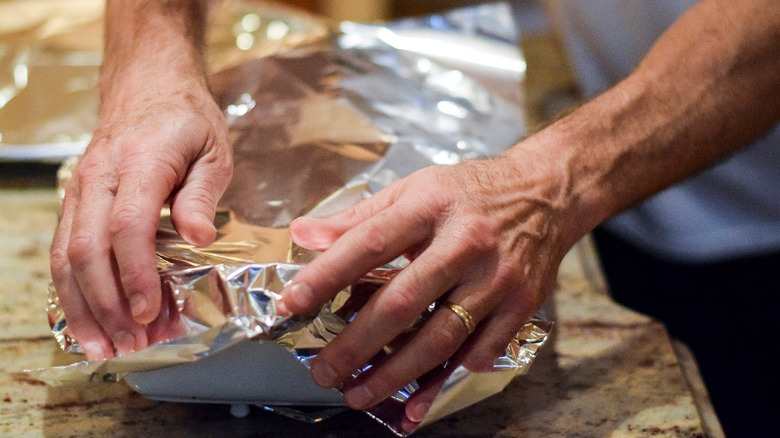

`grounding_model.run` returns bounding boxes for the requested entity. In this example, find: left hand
[282,149,580,425]
[49,75,232,360]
